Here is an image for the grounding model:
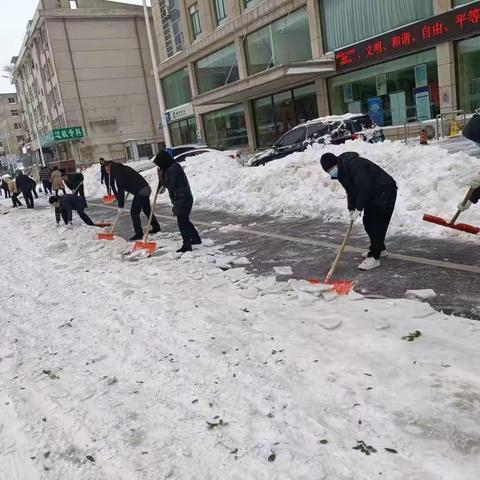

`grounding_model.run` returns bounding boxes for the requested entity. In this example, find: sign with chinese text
[165,103,194,124]
[40,127,84,147]
[335,2,480,73]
